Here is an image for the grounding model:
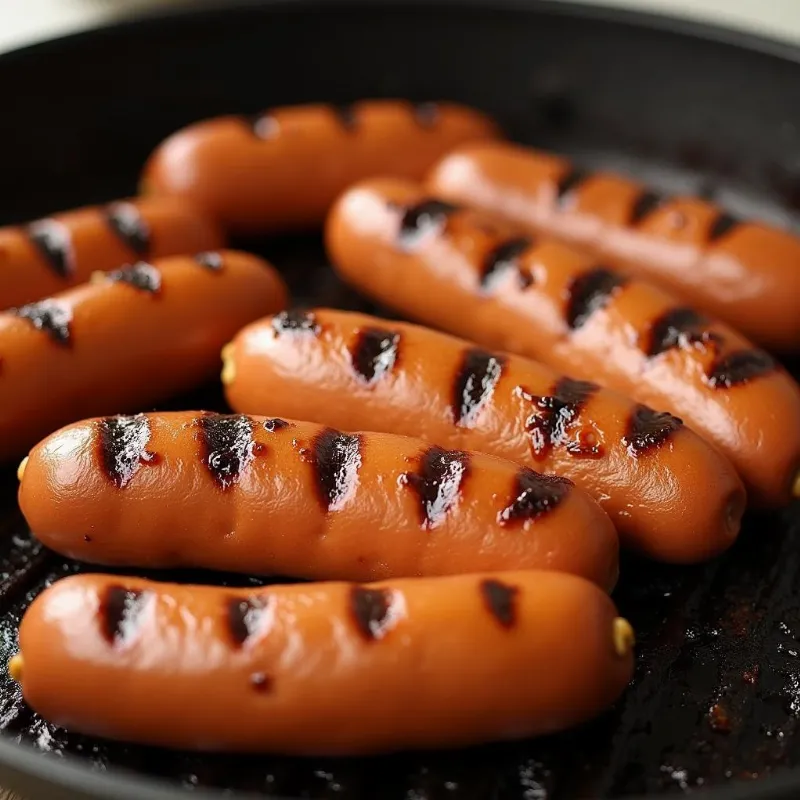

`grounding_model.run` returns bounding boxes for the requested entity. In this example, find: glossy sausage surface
[0,196,224,310]
[326,178,800,507]
[427,142,800,352]
[142,100,501,235]
[0,251,286,460]
[225,309,745,563]
[11,571,634,754]
[20,411,619,589]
